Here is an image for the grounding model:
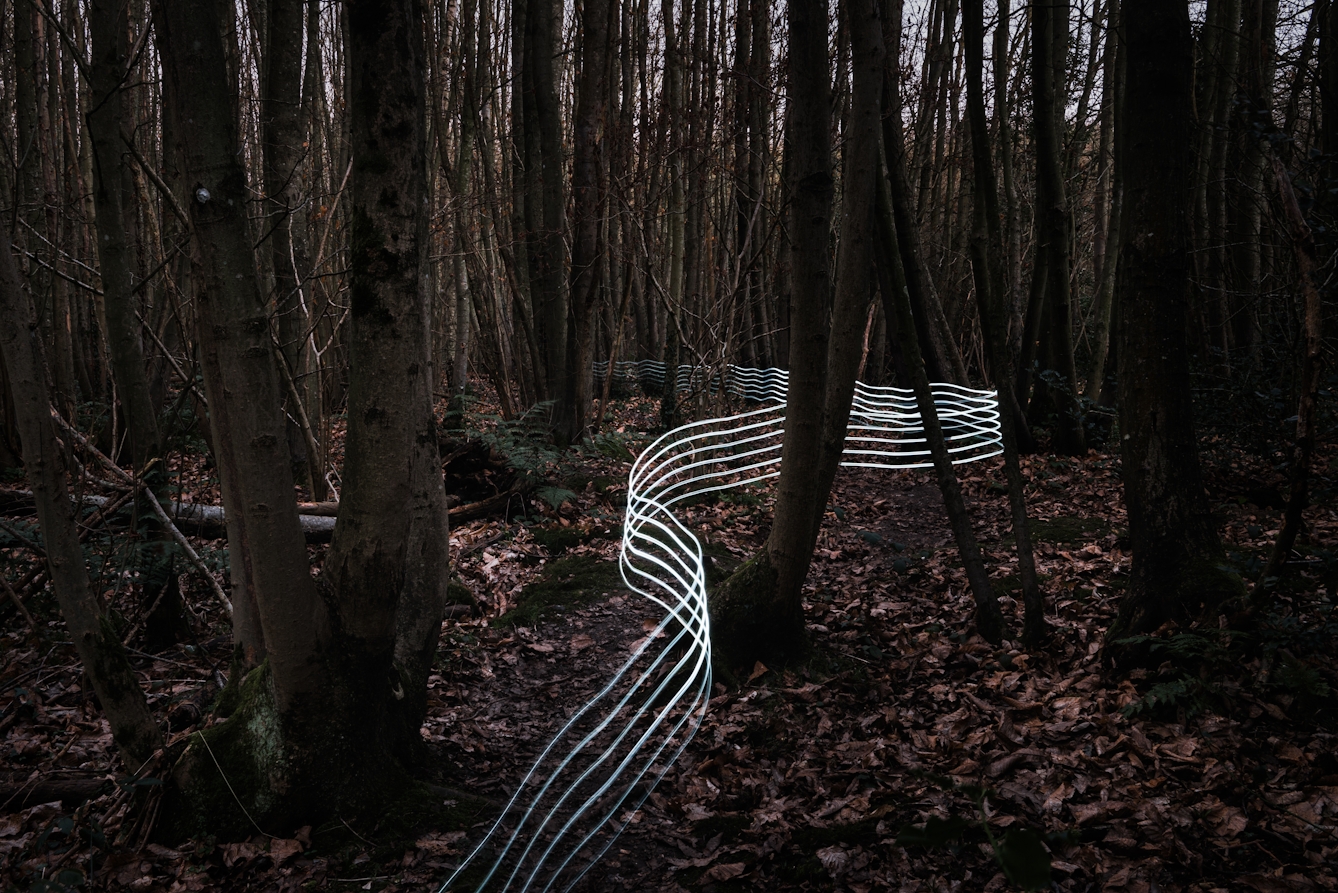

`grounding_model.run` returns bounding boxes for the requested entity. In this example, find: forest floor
[2,388,1337,892]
